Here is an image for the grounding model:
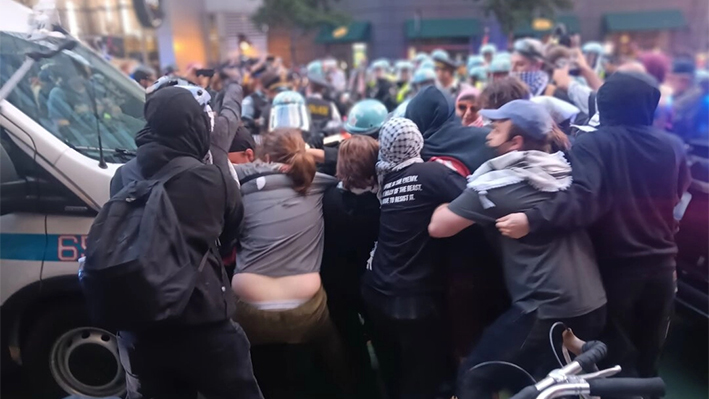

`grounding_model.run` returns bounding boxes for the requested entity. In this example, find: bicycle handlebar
[574,340,607,372]
[588,377,666,398]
